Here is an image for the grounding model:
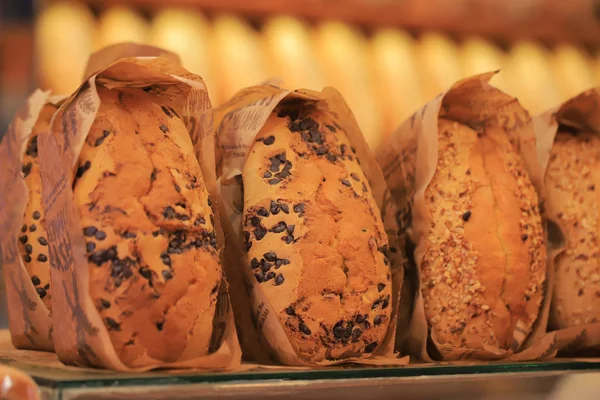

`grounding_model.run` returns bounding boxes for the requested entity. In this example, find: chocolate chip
[274,274,285,285]
[462,211,472,221]
[589,185,596,191]
[156,321,164,331]
[309,128,322,144]
[257,208,269,217]
[83,226,97,237]
[160,124,169,133]
[355,314,367,323]
[341,179,352,187]
[95,133,108,146]
[364,341,378,353]
[326,154,337,163]
[352,328,362,340]
[283,235,294,244]
[260,261,272,272]
[95,230,107,240]
[263,171,272,178]
[522,234,528,241]
[163,206,176,219]
[286,225,295,235]
[88,251,105,266]
[22,162,32,178]
[24,244,32,254]
[139,268,152,280]
[44,283,49,290]
[31,275,40,286]
[250,258,260,269]
[151,169,158,181]
[37,254,47,262]
[326,124,336,132]
[382,297,389,309]
[161,254,171,267]
[162,269,173,280]
[19,235,28,244]
[578,288,584,296]
[270,201,280,215]
[378,283,386,292]
[246,216,259,228]
[254,225,267,240]
[26,135,38,157]
[161,106,172,117]
[348,155,354,161]
[285,306,296,315]
[264,252,278,262]
[86,242,96,253]
[38,237,48,246]
[98,299,110,309]
[23,255,31,263]
[263,136,275,145]
[315,146,328,156]
[299,322,311,335]
[293,203,305,213]
[350,173,360,182]
[271,222,287,233]
[105,247,117,260]
[265,271,276,281]
[29,224,36,232]
[195,216,206,226]
[268,178,281,185]
[36,287,47,299]
[21,224,27,233]
[374,315,384,325]
[333,322,345,339]
[76,160,91,179]
[245,241,252,252]
[255,271,265,283]
[105,317,121,331]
